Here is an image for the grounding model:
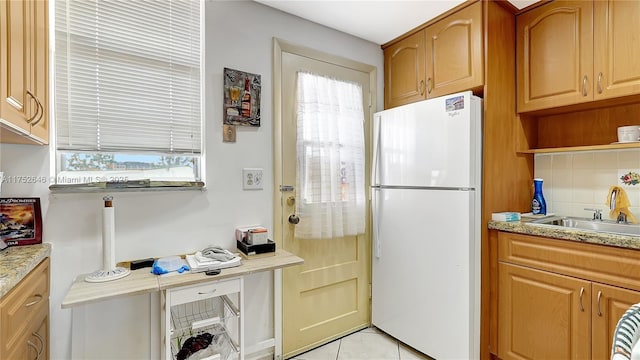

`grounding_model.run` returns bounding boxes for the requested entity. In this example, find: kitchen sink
[528,215,640,237]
